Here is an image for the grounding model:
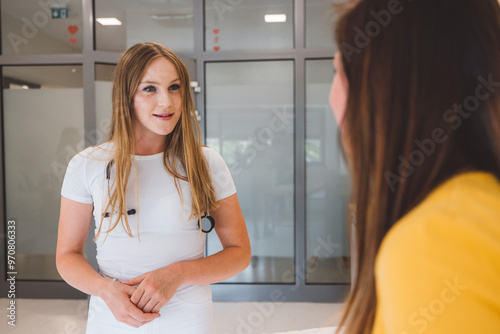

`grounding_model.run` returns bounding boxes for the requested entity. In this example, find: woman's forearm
[56,252,110,297]
[171,193,251,286]
[173,245,251,286]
